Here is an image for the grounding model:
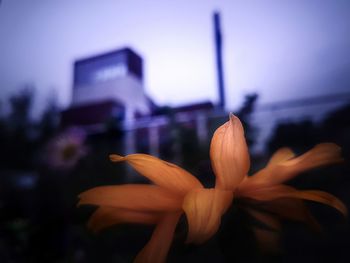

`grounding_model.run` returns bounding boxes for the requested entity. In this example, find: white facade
[72,73,150,120]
